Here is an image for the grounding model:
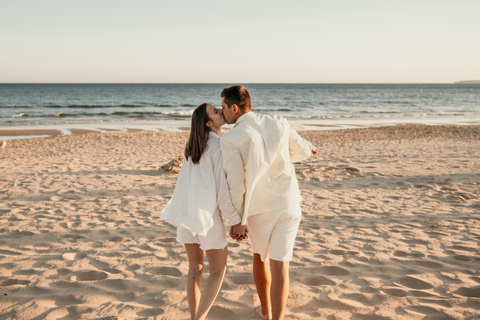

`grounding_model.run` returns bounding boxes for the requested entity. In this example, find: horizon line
[1,82,477,85]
